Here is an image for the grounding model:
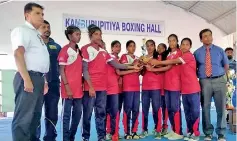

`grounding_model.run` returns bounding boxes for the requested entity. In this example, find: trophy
[139,38,151,65]
[226,69,236,110]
